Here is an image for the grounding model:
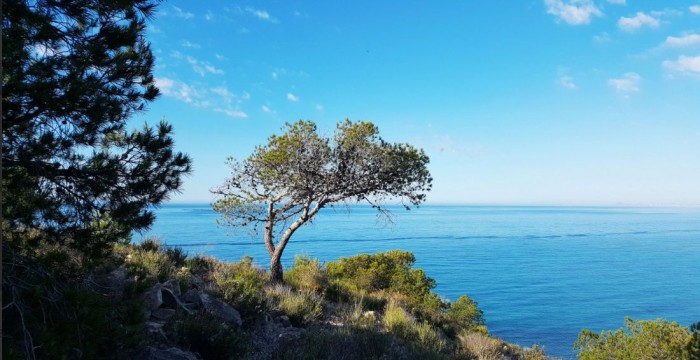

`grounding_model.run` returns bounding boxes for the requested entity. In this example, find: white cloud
[211,86,234,104]
[181,40,200,48]
[593,32,611,43]
[173,6,194,19]
[261,105,271,112]
[608,72,641,96]
[287,93,299,102]
[205,11,214,21]
[215,54,226,61]
[246,7,277,22]
[544,0,602,25]
[607,0,625,4]
[155,77,198,103]
[663,34,700,47]
[315,104,324,111]
[618,12,660,32]
[558,74,577,89]
[663,55,700,74]
[186,56,224,76]
[271,72,278,79]
[215,108,248,118]
[691,5,700,14]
